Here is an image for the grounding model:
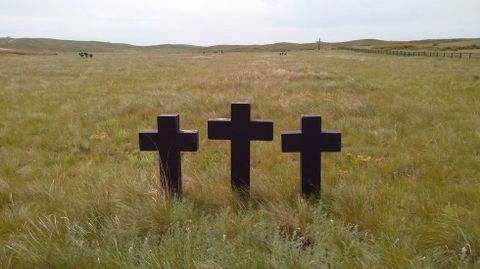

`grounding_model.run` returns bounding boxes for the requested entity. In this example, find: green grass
[0,50,479,268]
